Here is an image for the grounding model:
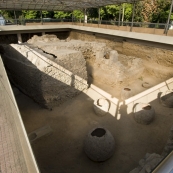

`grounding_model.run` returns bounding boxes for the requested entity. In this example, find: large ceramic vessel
[84,127,115,162]
[133,103,155,125]
[159,90,173,108]
[93,98,110,116]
